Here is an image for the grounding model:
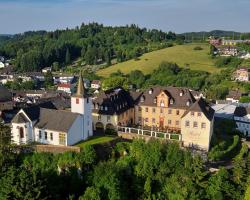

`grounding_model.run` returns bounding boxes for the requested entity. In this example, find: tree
[52,62,60,71]
[128,70,145,89]
[79,187,101,200]
[0,124,11,147]
[102,76,129,90]
[0,167,48,200]
[65,48,71,65]
[44,71,54,88]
